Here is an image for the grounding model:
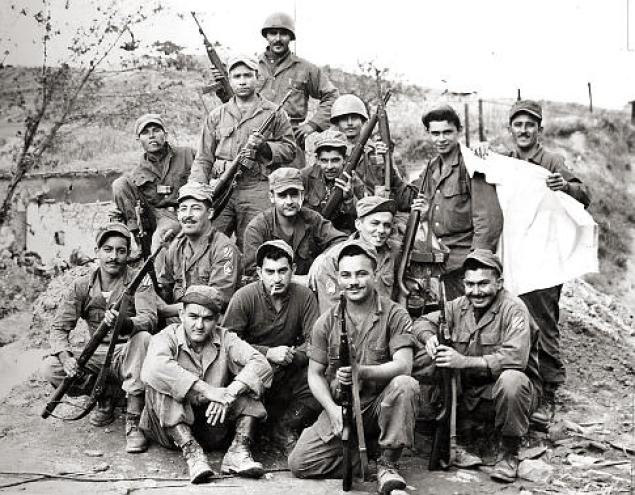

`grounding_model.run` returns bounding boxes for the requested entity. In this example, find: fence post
[464,102,470,148]
[517,89,521,101]
[478,99,485,142]
[631,101,635,125]
[588,82,593,113]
